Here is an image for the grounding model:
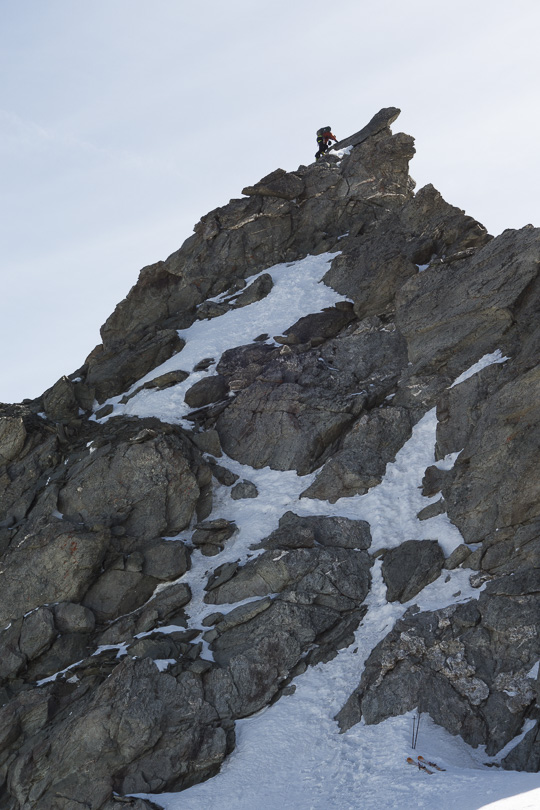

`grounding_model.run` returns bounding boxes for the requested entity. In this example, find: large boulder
[0,521,108,625]
[330,106,402,151]
[443,366,540,543]
[204,545,371,609]
[58,432,200,538]
[242,168,304,200]
[395,225,540,378]
[216,320,408,473]
[255,511,372,551]
[301,405,413,501]
[42,376,80,422]
[185,375,228,409]
[381,539,445,603]
[82,566,158,622]
[6,657,230,807]
[0,416,27,465]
